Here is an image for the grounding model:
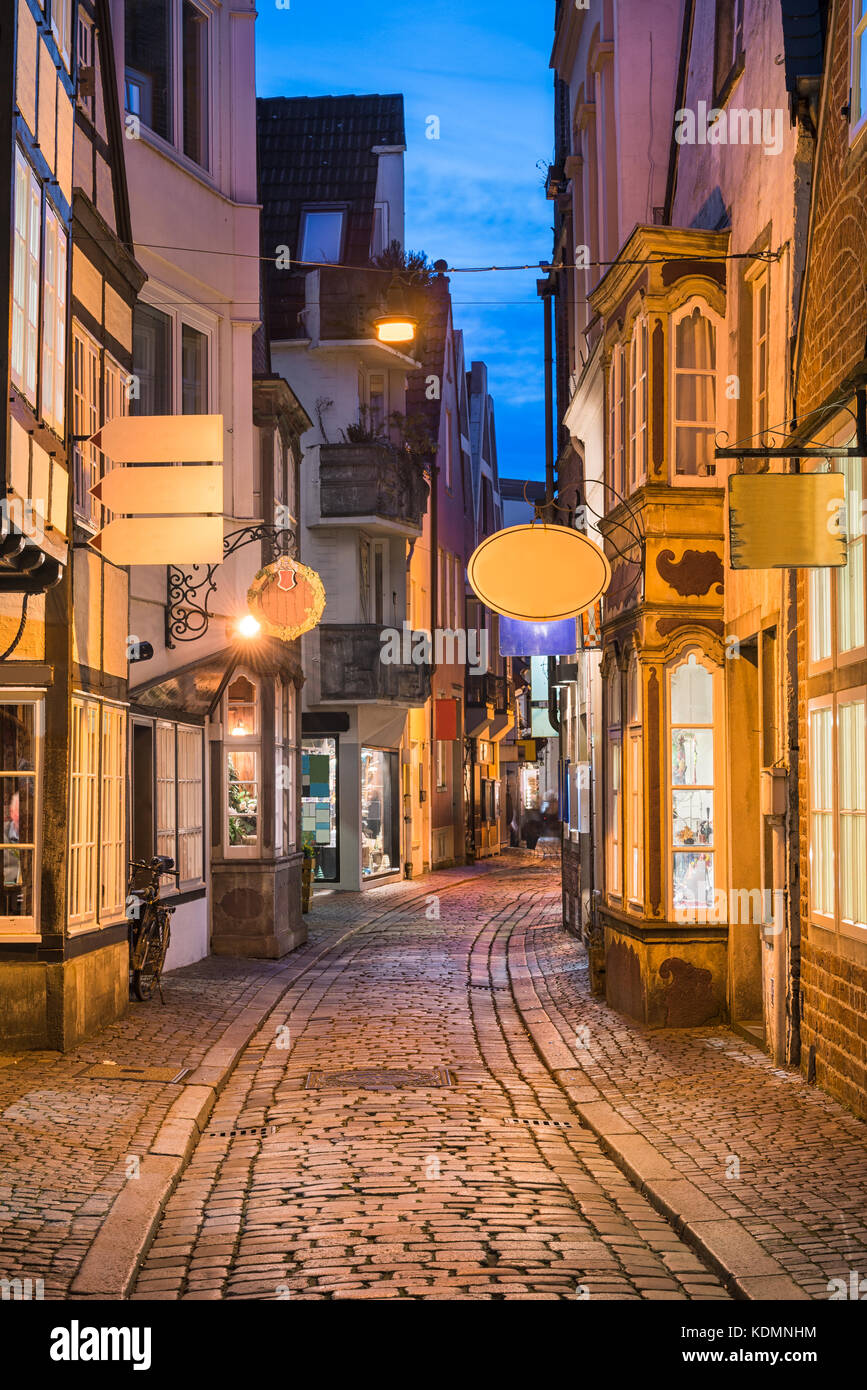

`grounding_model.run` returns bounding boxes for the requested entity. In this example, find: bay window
[672,303,717,479]
[626,656,643,906]
[69,697,127,929]
[628,317,648,491]
[669,652,716,919]
[0,699,42,933]
[606,665,622,898]
[226,675,259,854]
[608,345,626,497]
